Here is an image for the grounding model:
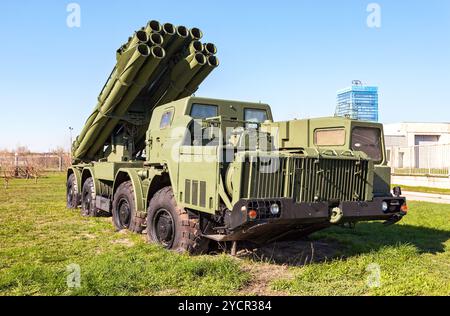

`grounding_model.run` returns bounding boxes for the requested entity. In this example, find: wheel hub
[67,187,74,204]
[82,190,91,215]
[118,199,131,226]
[154,209,175,248]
